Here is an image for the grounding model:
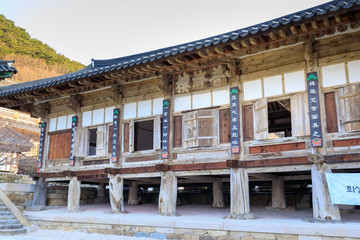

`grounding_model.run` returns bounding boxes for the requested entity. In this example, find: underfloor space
[24,203,360,239]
